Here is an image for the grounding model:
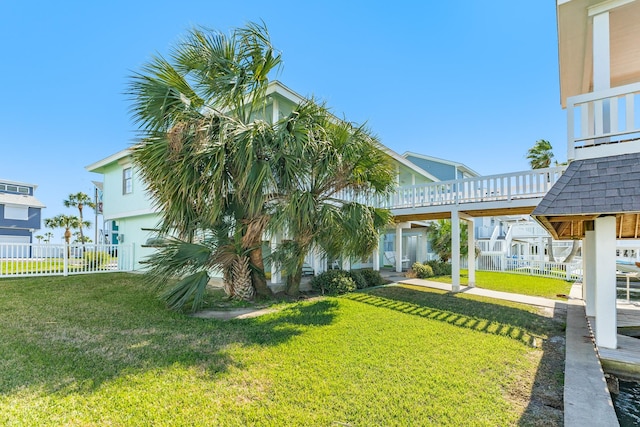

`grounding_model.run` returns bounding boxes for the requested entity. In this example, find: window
[123,168,133,194]
[4,205,29,220]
